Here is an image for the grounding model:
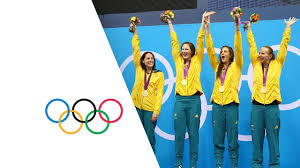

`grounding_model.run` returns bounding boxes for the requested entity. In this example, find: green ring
[85,110,110,134]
